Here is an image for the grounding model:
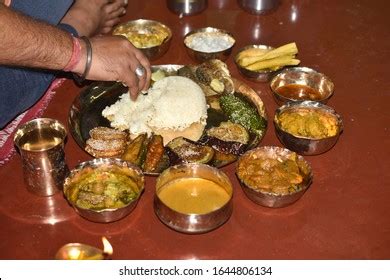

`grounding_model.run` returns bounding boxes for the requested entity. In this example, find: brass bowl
[237,146,313,208]
[184,27,235,62]
[154,163,233,234]
[234,44,280,82]
[63,158,144,223]
[113,19,172,60]
[274,101,343,155]
[270,67,334,105]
